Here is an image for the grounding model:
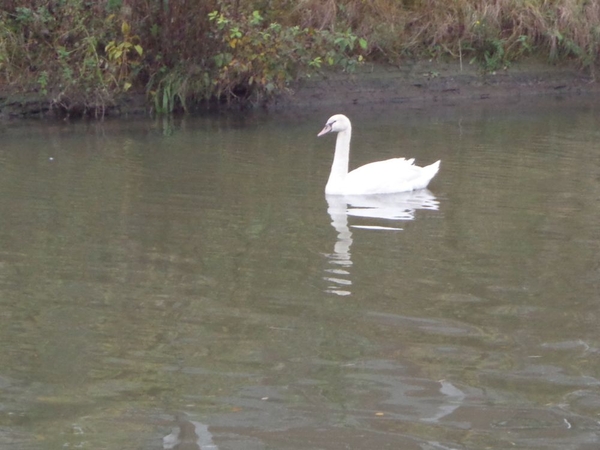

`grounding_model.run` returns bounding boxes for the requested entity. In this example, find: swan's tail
[424,160,441,179]
[417,160,441,189]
